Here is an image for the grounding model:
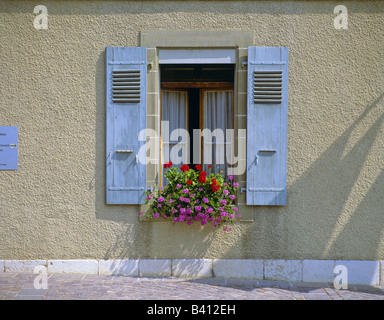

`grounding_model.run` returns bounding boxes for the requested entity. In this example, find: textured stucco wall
[0,0,383,260]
